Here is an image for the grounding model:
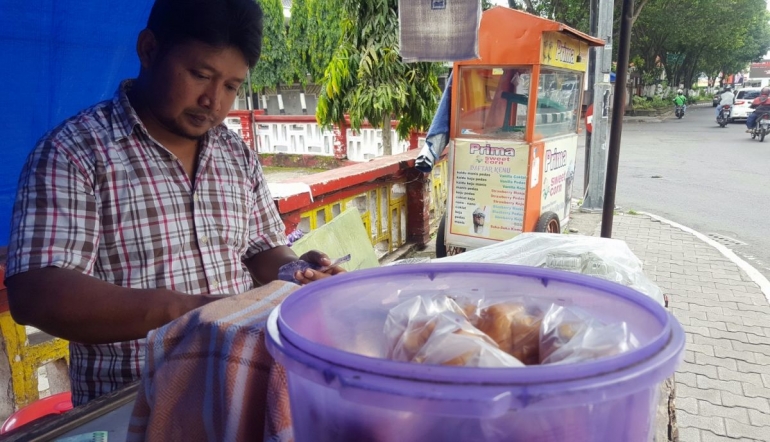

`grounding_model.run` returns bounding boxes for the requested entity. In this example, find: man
[716,87,734,118]
[673,89,687,114]
[746,87,770,132]
[5,0,344,406]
